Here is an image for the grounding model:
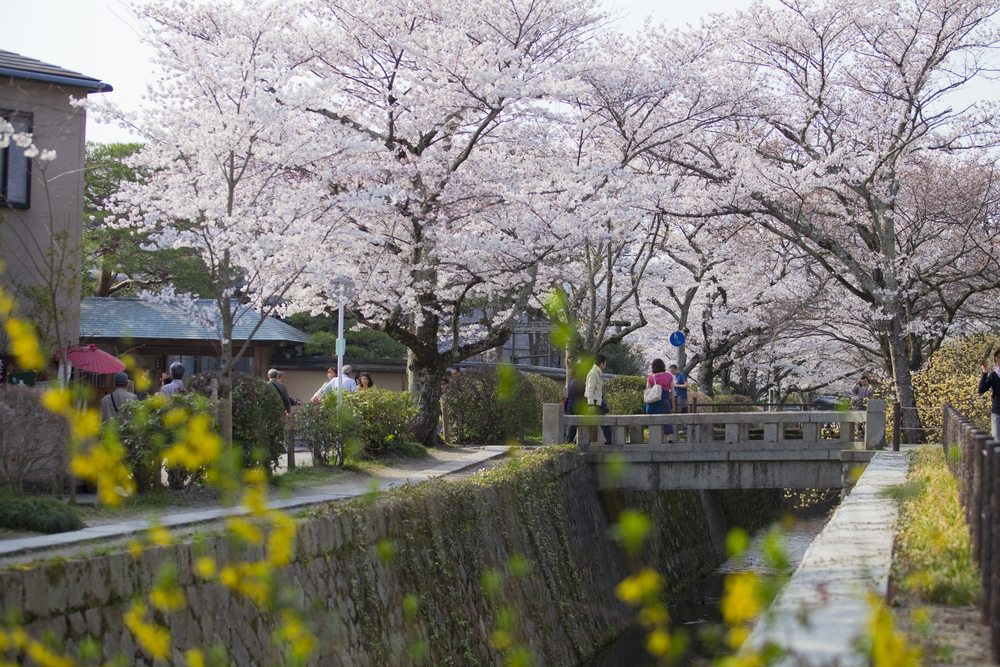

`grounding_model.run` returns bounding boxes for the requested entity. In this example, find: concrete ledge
[742,451,908,665]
